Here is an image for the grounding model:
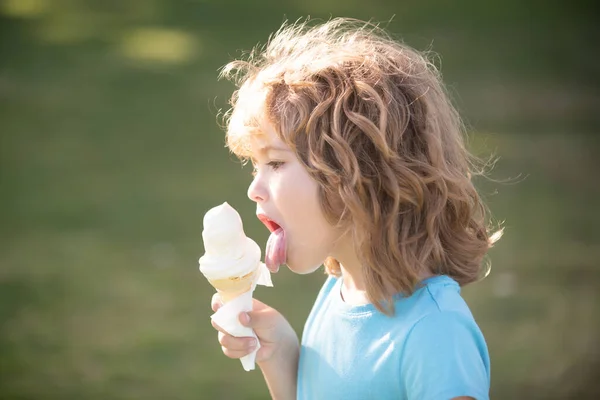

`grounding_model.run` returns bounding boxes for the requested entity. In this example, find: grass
[1,1,599,398]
